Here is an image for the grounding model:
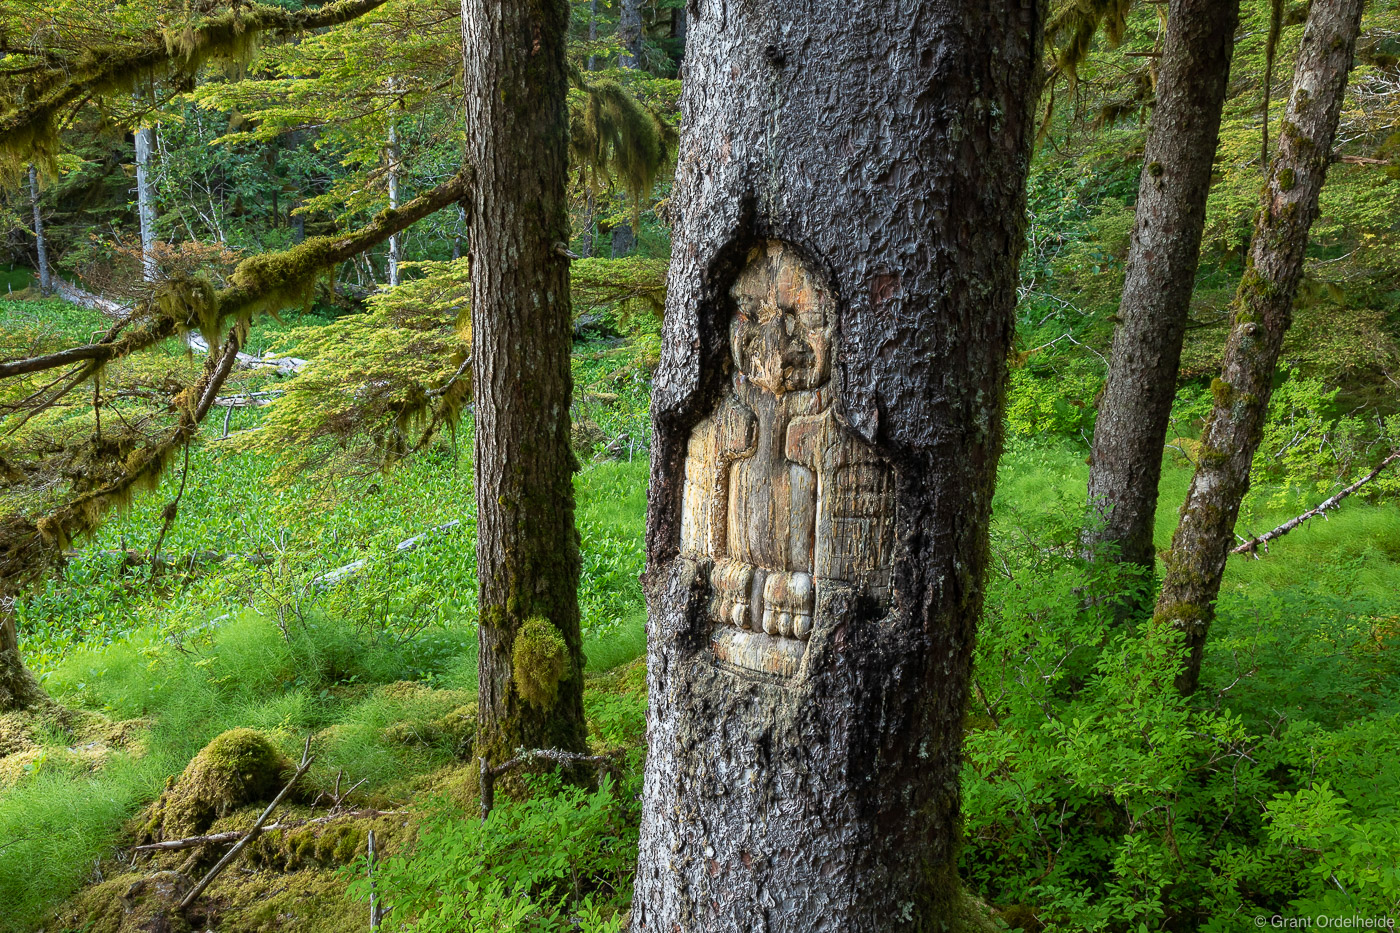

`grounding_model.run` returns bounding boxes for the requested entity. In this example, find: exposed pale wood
[679,243,895,677]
